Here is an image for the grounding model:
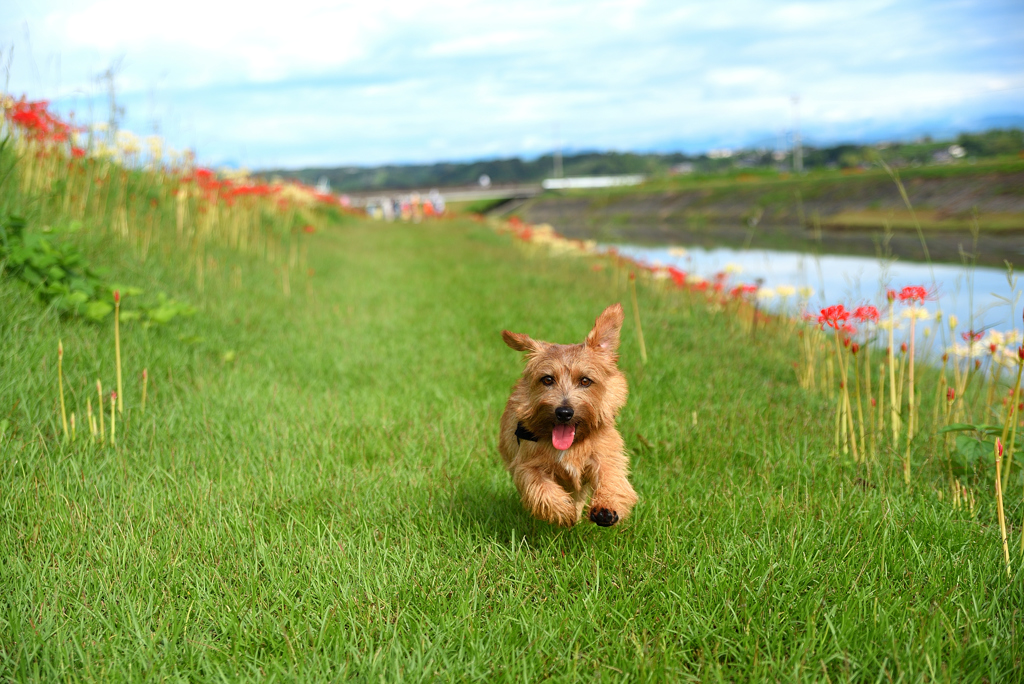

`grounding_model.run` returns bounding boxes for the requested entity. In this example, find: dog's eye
[540,375,555,386]
[580,377,593,387]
